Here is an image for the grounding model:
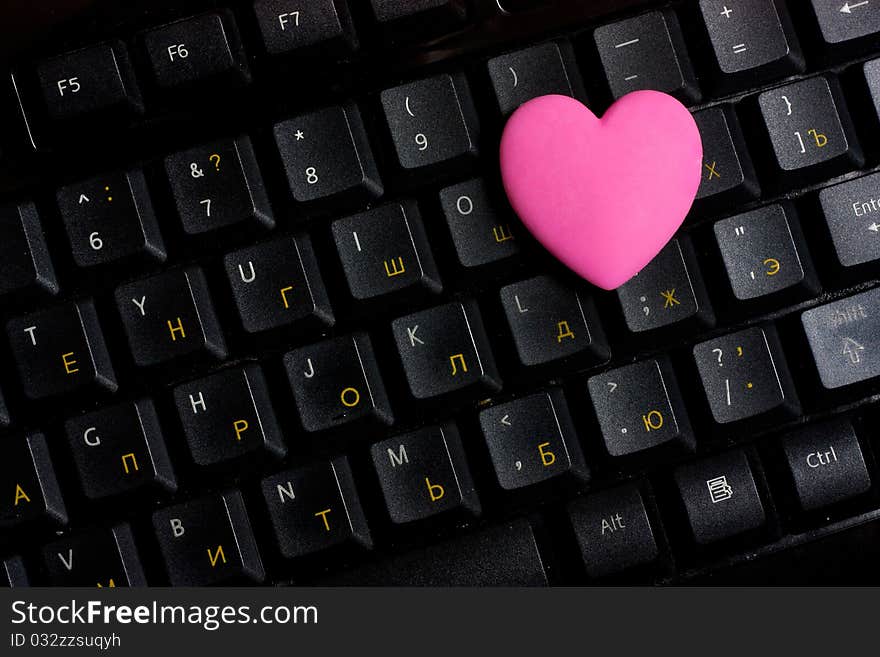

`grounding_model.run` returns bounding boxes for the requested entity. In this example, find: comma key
[801,287,880,389]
